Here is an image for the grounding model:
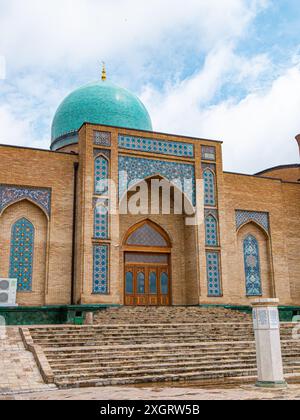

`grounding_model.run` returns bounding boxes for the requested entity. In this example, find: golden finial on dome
[101,62,107,81]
